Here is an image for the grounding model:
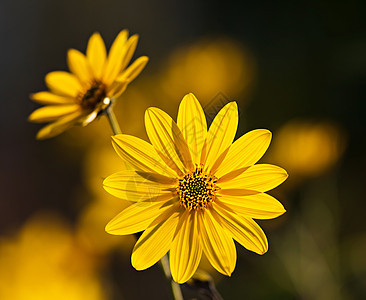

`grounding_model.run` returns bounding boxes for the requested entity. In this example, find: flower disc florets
[79,81,108,110]
[177,166,218,210]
